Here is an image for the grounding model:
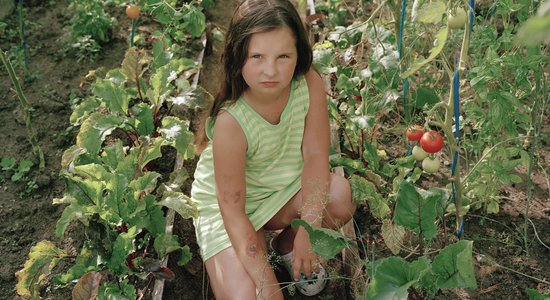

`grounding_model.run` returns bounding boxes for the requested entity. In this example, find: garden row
[10,0,212,299]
